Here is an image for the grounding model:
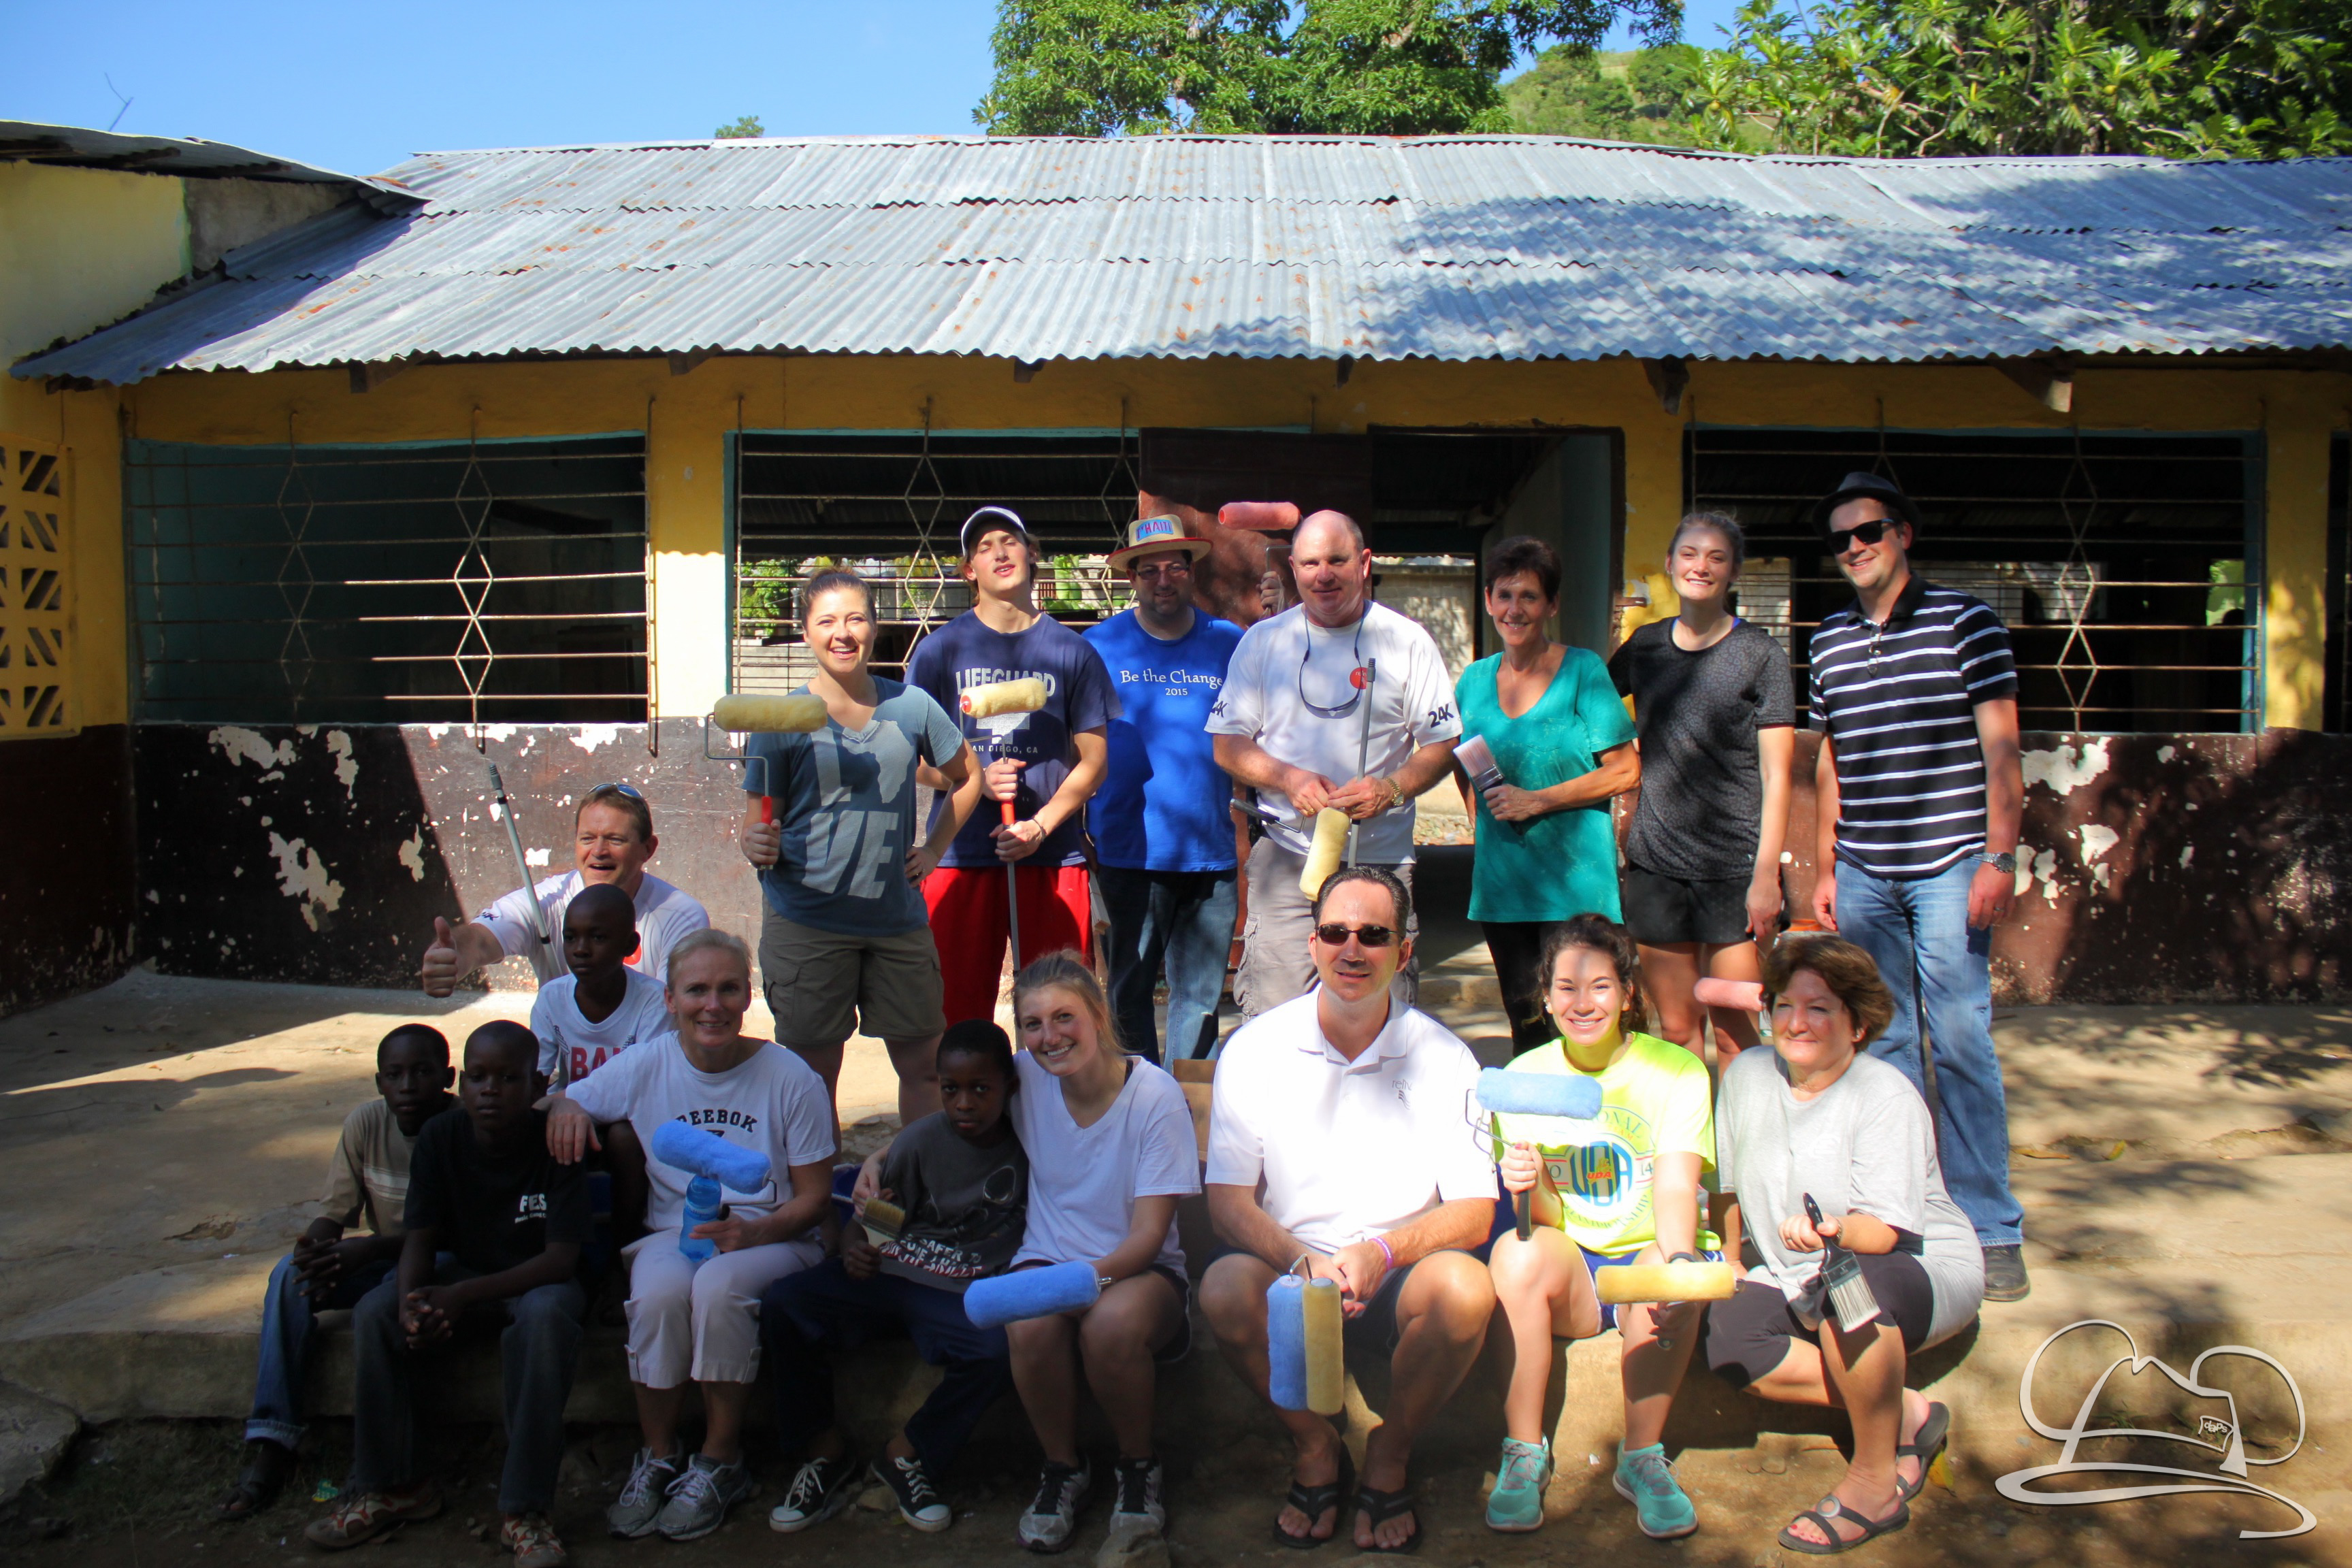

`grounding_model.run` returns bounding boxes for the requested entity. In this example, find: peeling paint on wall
[526,847,550,866]
[265,832,345,932]
[2076,823,2121,889]
[2023,738,2113,797]
[208,725,297,771]
[397,829,427,883]
[326,730,359,796]
[569,725,621,753]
